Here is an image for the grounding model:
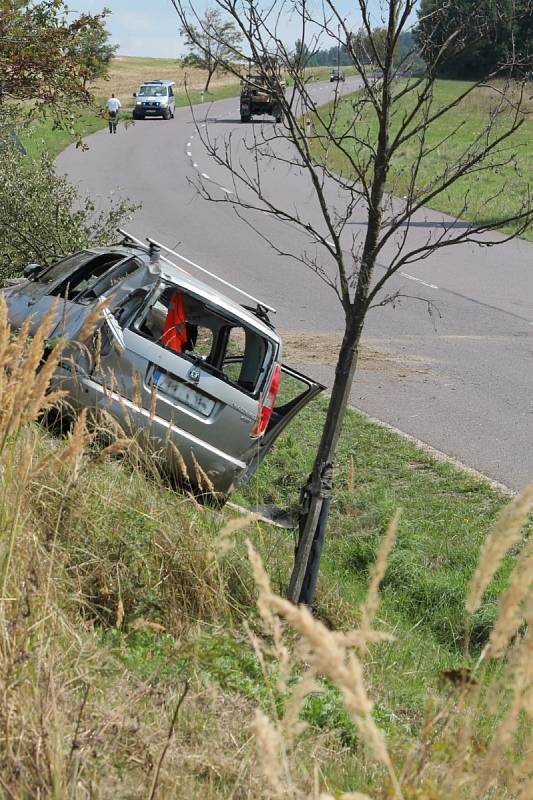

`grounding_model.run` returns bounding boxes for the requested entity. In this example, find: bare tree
[179,6,243,92]
[171,0,533,604]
